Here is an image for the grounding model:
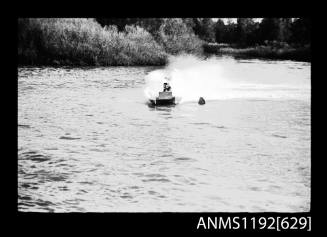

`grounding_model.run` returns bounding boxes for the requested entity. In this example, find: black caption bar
[16,212,312,233]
